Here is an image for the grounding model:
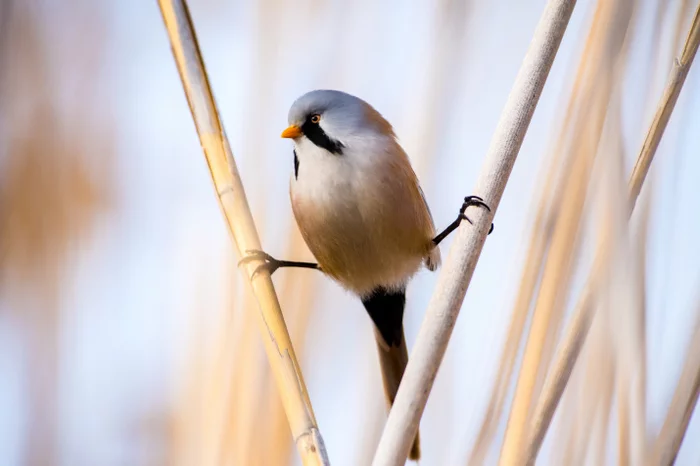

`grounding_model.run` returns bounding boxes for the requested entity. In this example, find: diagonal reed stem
[157,2,329,464]
[628,2,700,207]
[648,307,700,466]
[371,1,578,464]
[525,4,700,464]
